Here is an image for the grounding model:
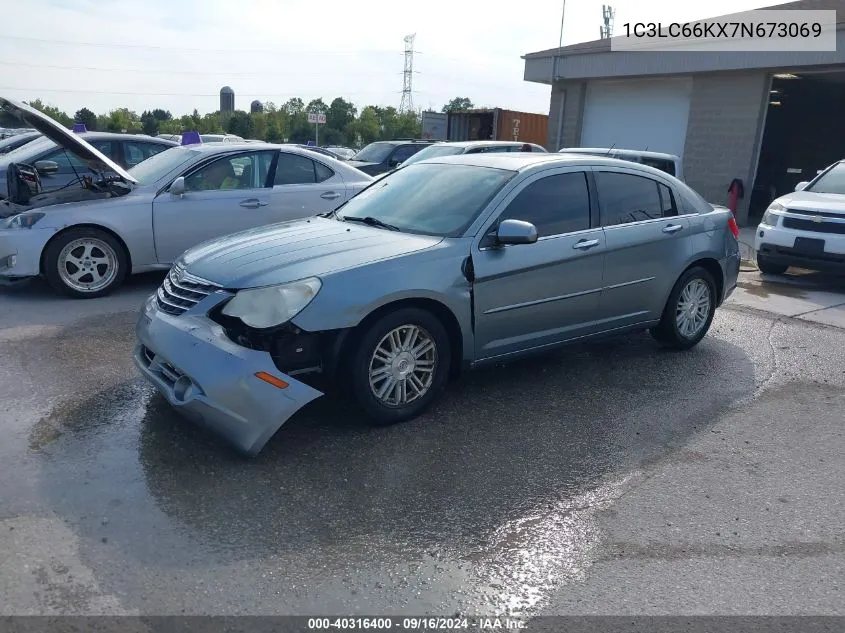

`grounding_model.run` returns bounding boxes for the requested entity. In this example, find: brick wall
[684,71,770,225]
[547,81,586,151]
